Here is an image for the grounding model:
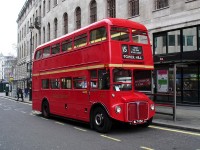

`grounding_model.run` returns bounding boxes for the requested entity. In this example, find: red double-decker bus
[32,18,155,133]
